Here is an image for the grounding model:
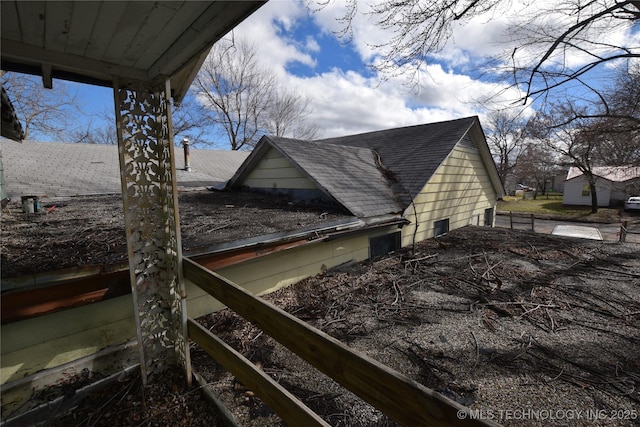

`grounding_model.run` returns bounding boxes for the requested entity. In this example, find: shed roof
[229,116,503,218]
[0,140,249,198]
[566,166,640,182]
